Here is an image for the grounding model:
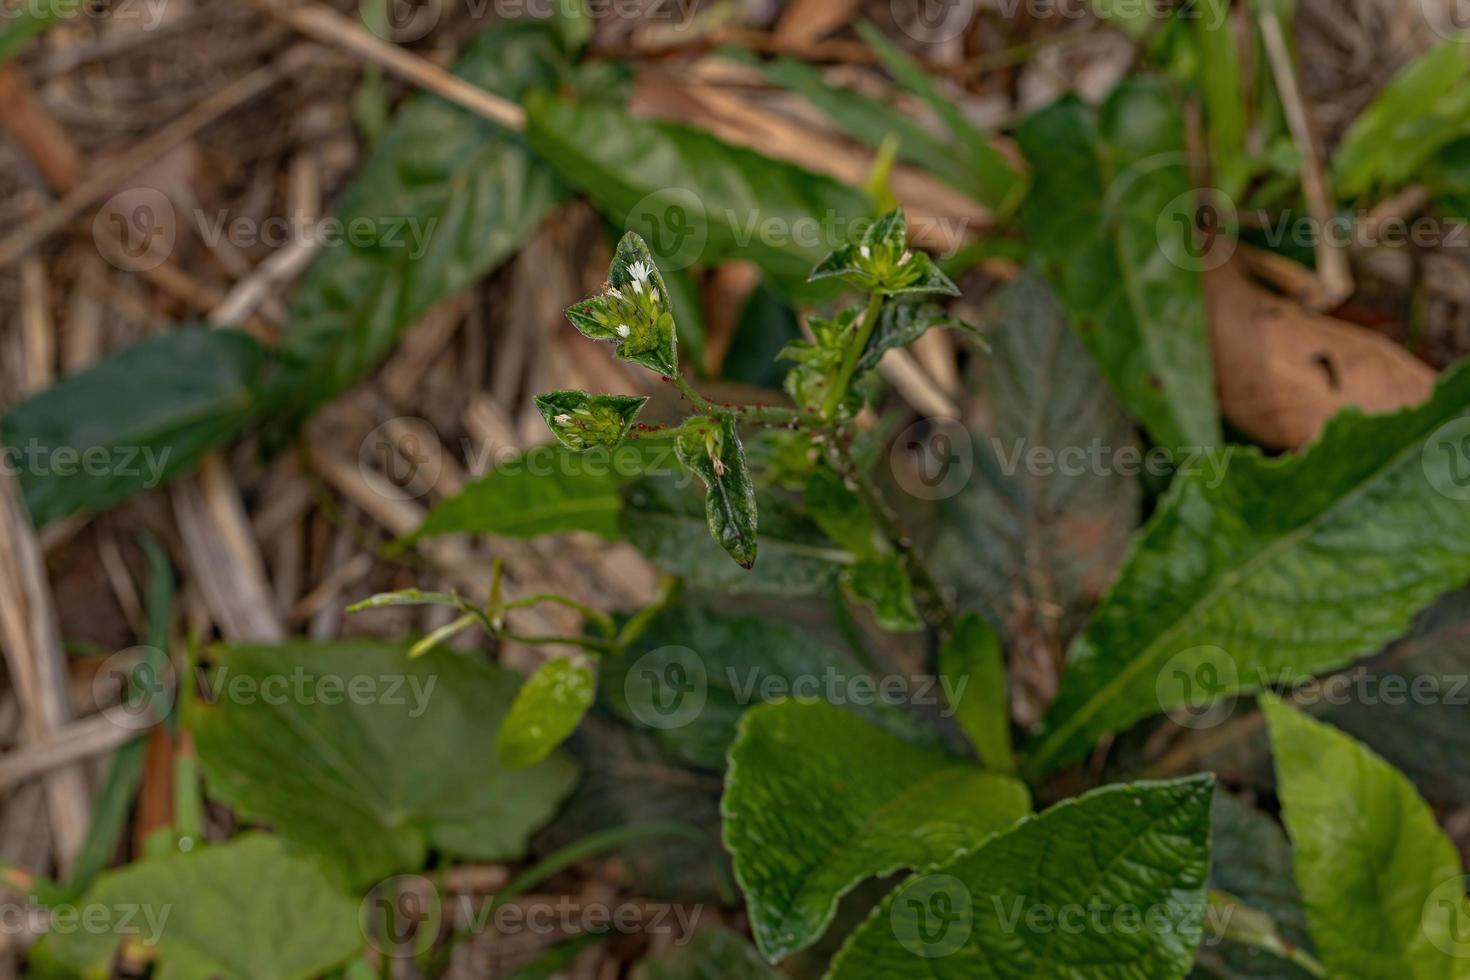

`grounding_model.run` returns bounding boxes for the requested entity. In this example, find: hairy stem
[822,290,886,419]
